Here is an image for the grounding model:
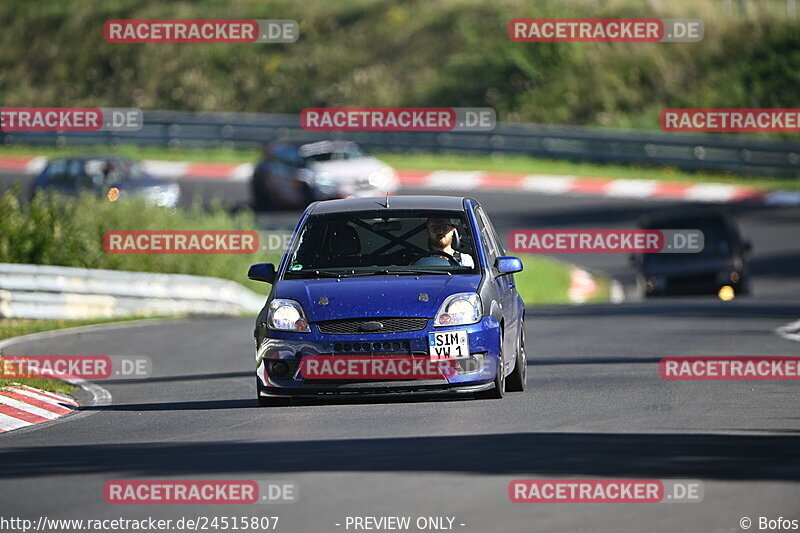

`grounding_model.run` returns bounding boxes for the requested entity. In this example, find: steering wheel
[412,251,460,267]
